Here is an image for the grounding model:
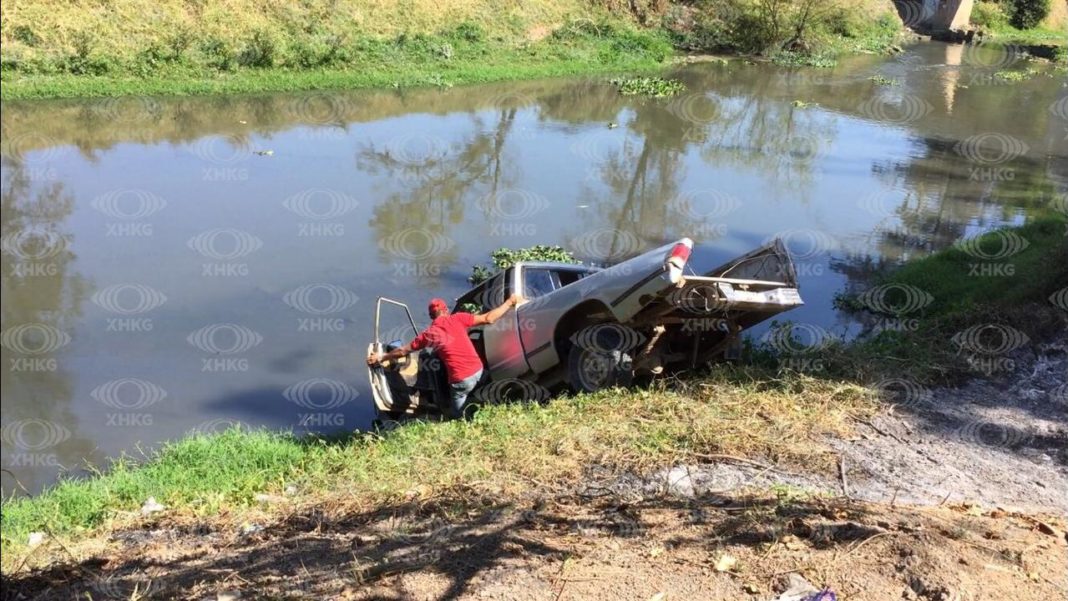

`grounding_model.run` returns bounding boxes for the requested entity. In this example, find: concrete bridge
[896,0,974,32]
